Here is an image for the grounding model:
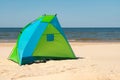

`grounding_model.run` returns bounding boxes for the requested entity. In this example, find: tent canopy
[9,15,76,65]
